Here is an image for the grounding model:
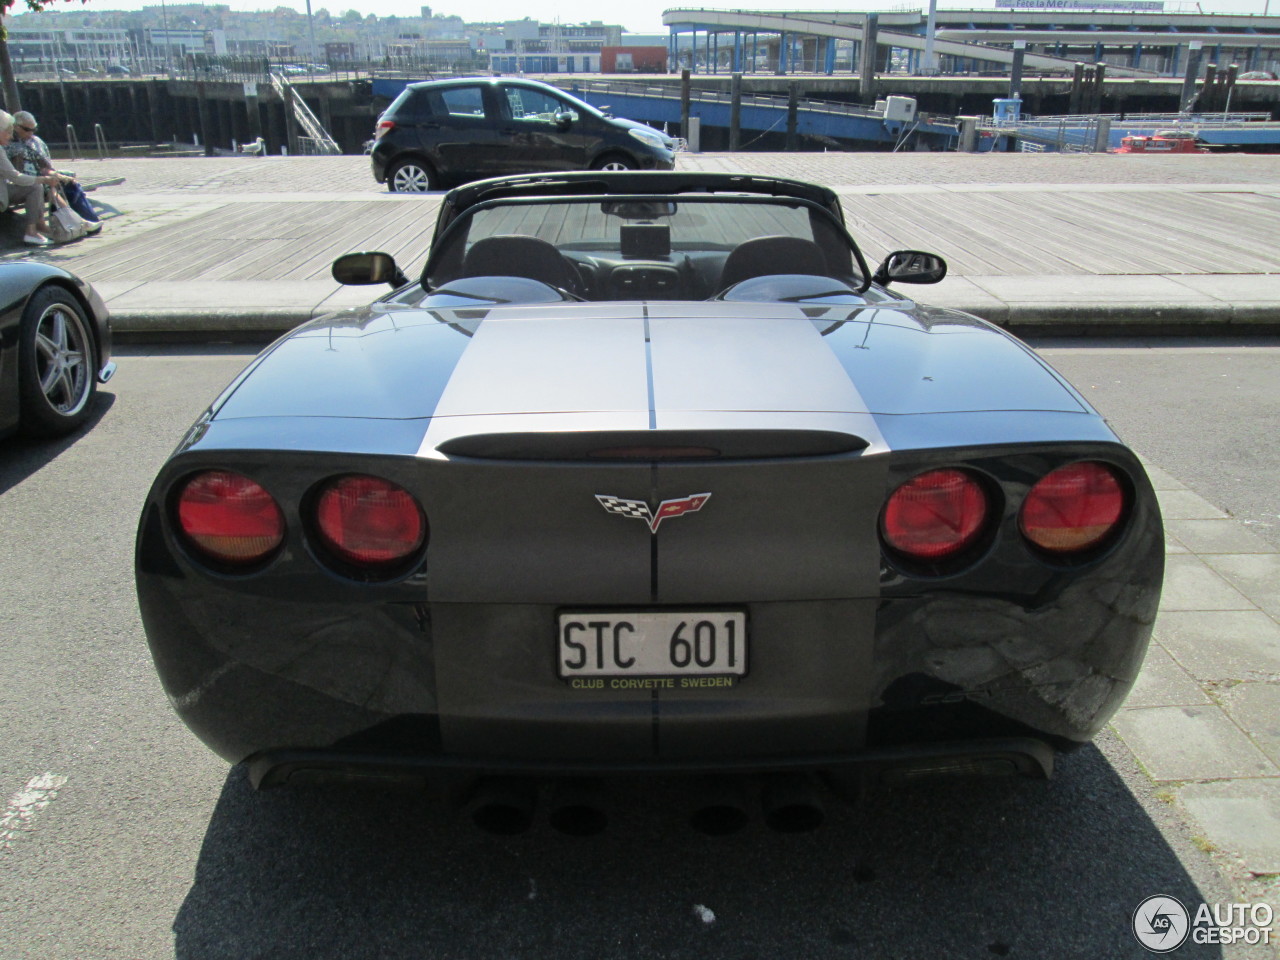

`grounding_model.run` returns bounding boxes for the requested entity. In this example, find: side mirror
[872,250,947,286]
[332,251,409,289]
[554,111,574,131]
